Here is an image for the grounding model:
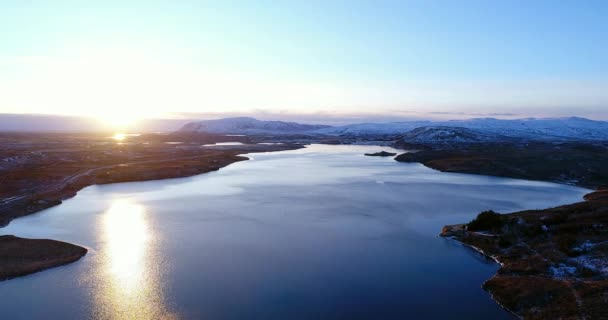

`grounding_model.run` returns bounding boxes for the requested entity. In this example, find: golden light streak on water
[92,199,178,320]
